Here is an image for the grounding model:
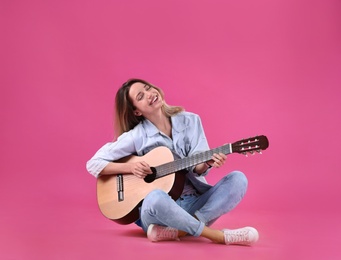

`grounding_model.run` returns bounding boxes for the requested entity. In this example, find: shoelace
[225,230,250,244]
[157,227,177,240]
